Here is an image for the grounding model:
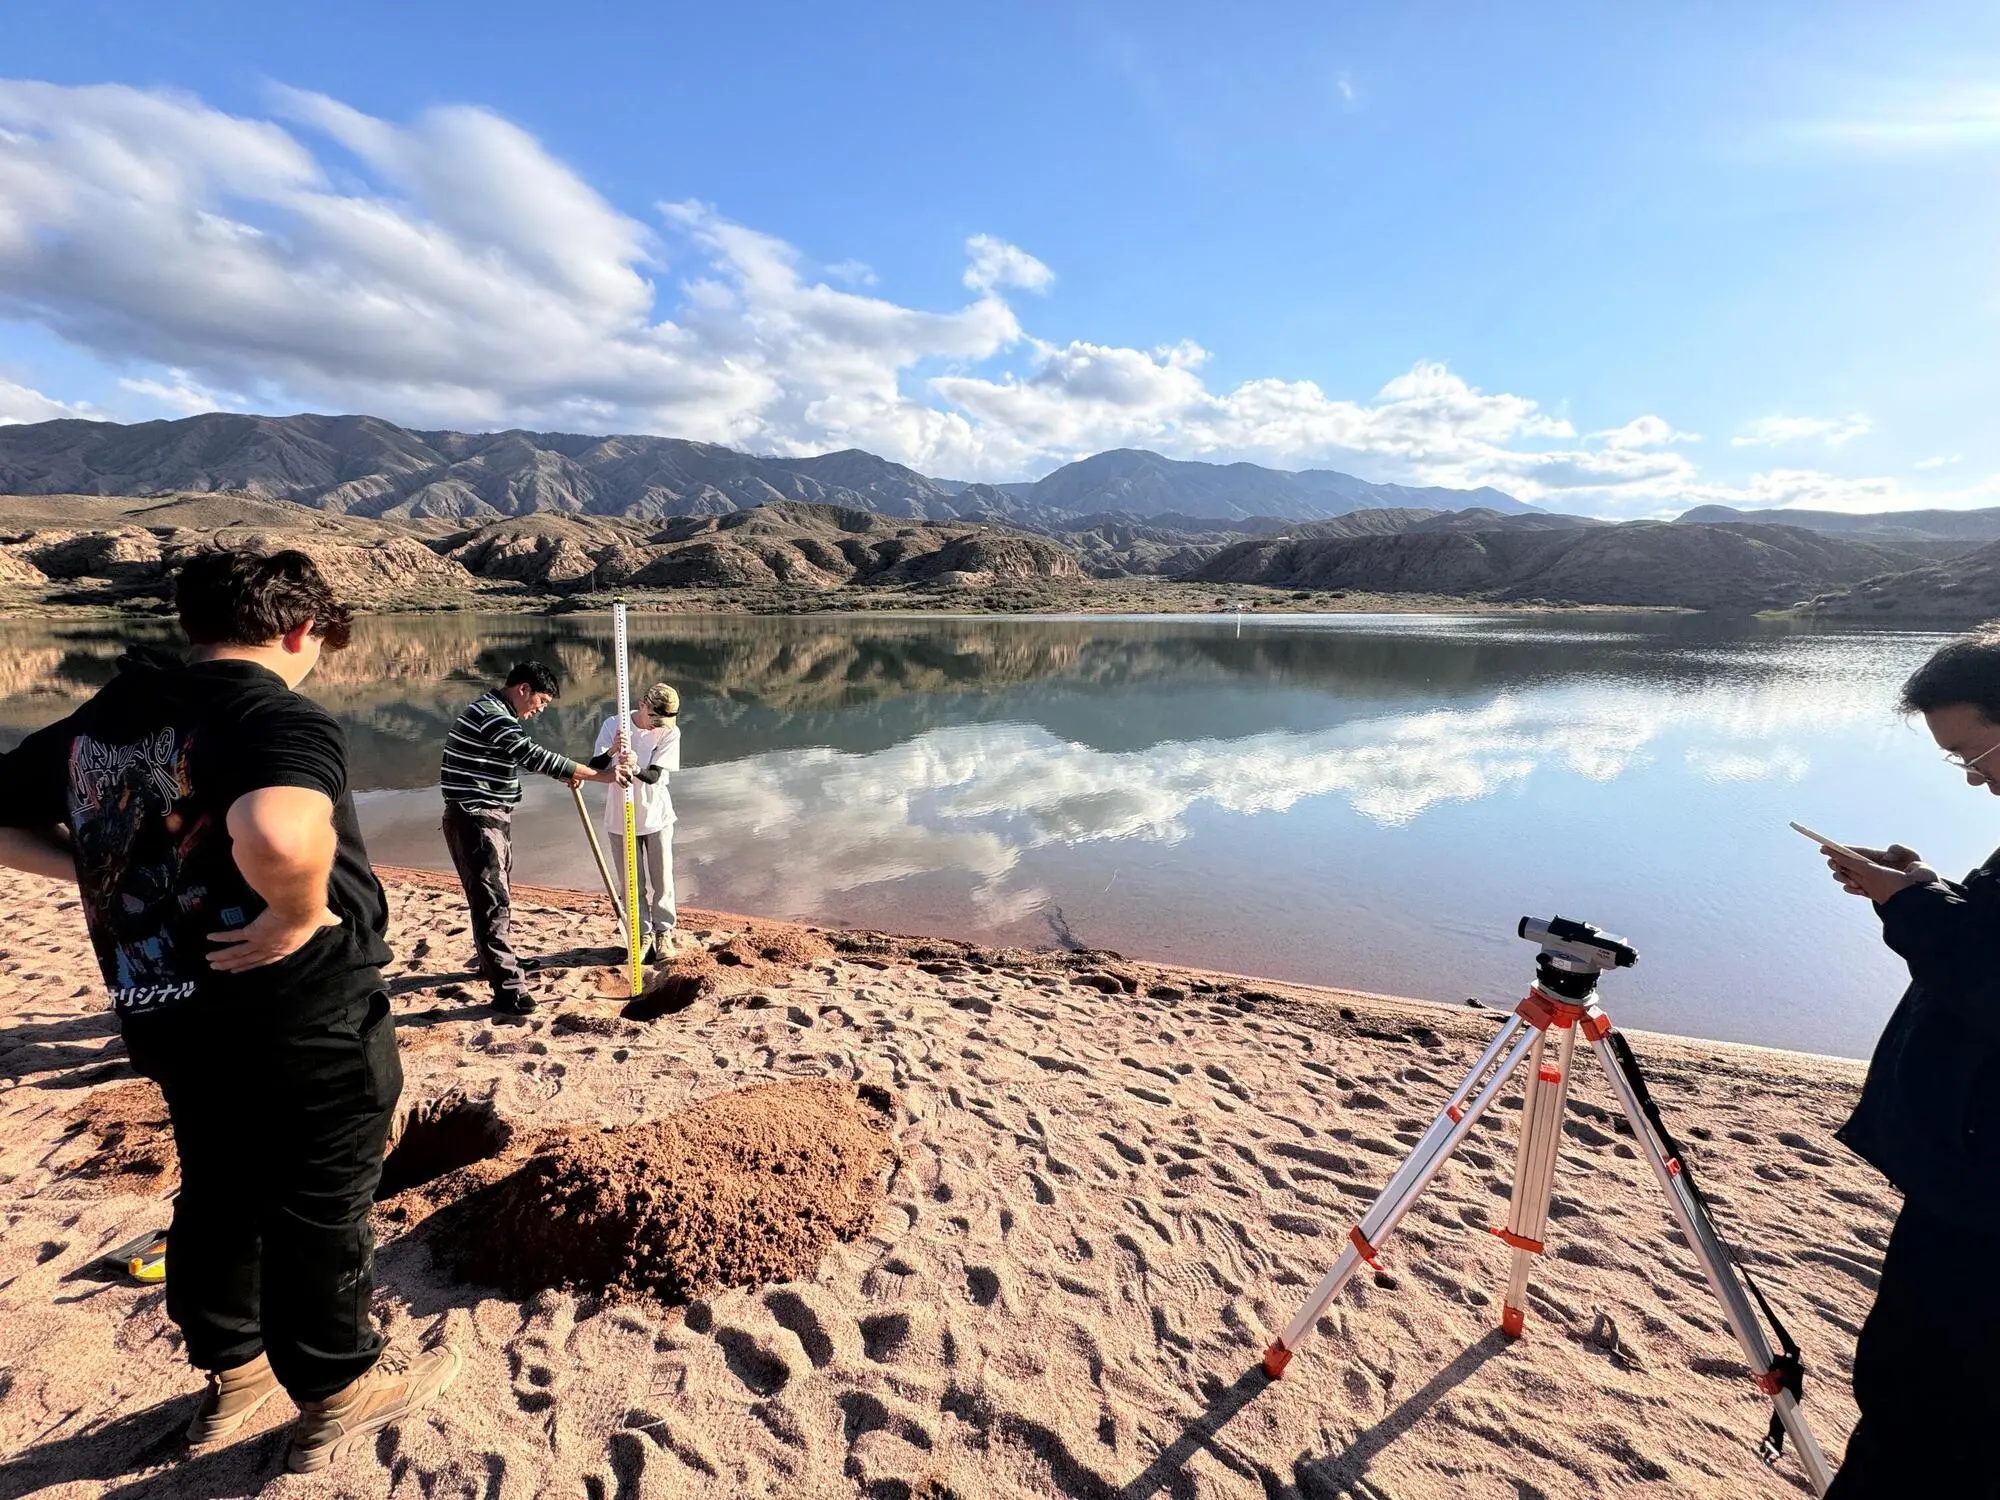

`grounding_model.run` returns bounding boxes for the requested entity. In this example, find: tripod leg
[1497,1022,1579,1338]
[1586,1031,1835,1497]
[1264,1017,1538,1377]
